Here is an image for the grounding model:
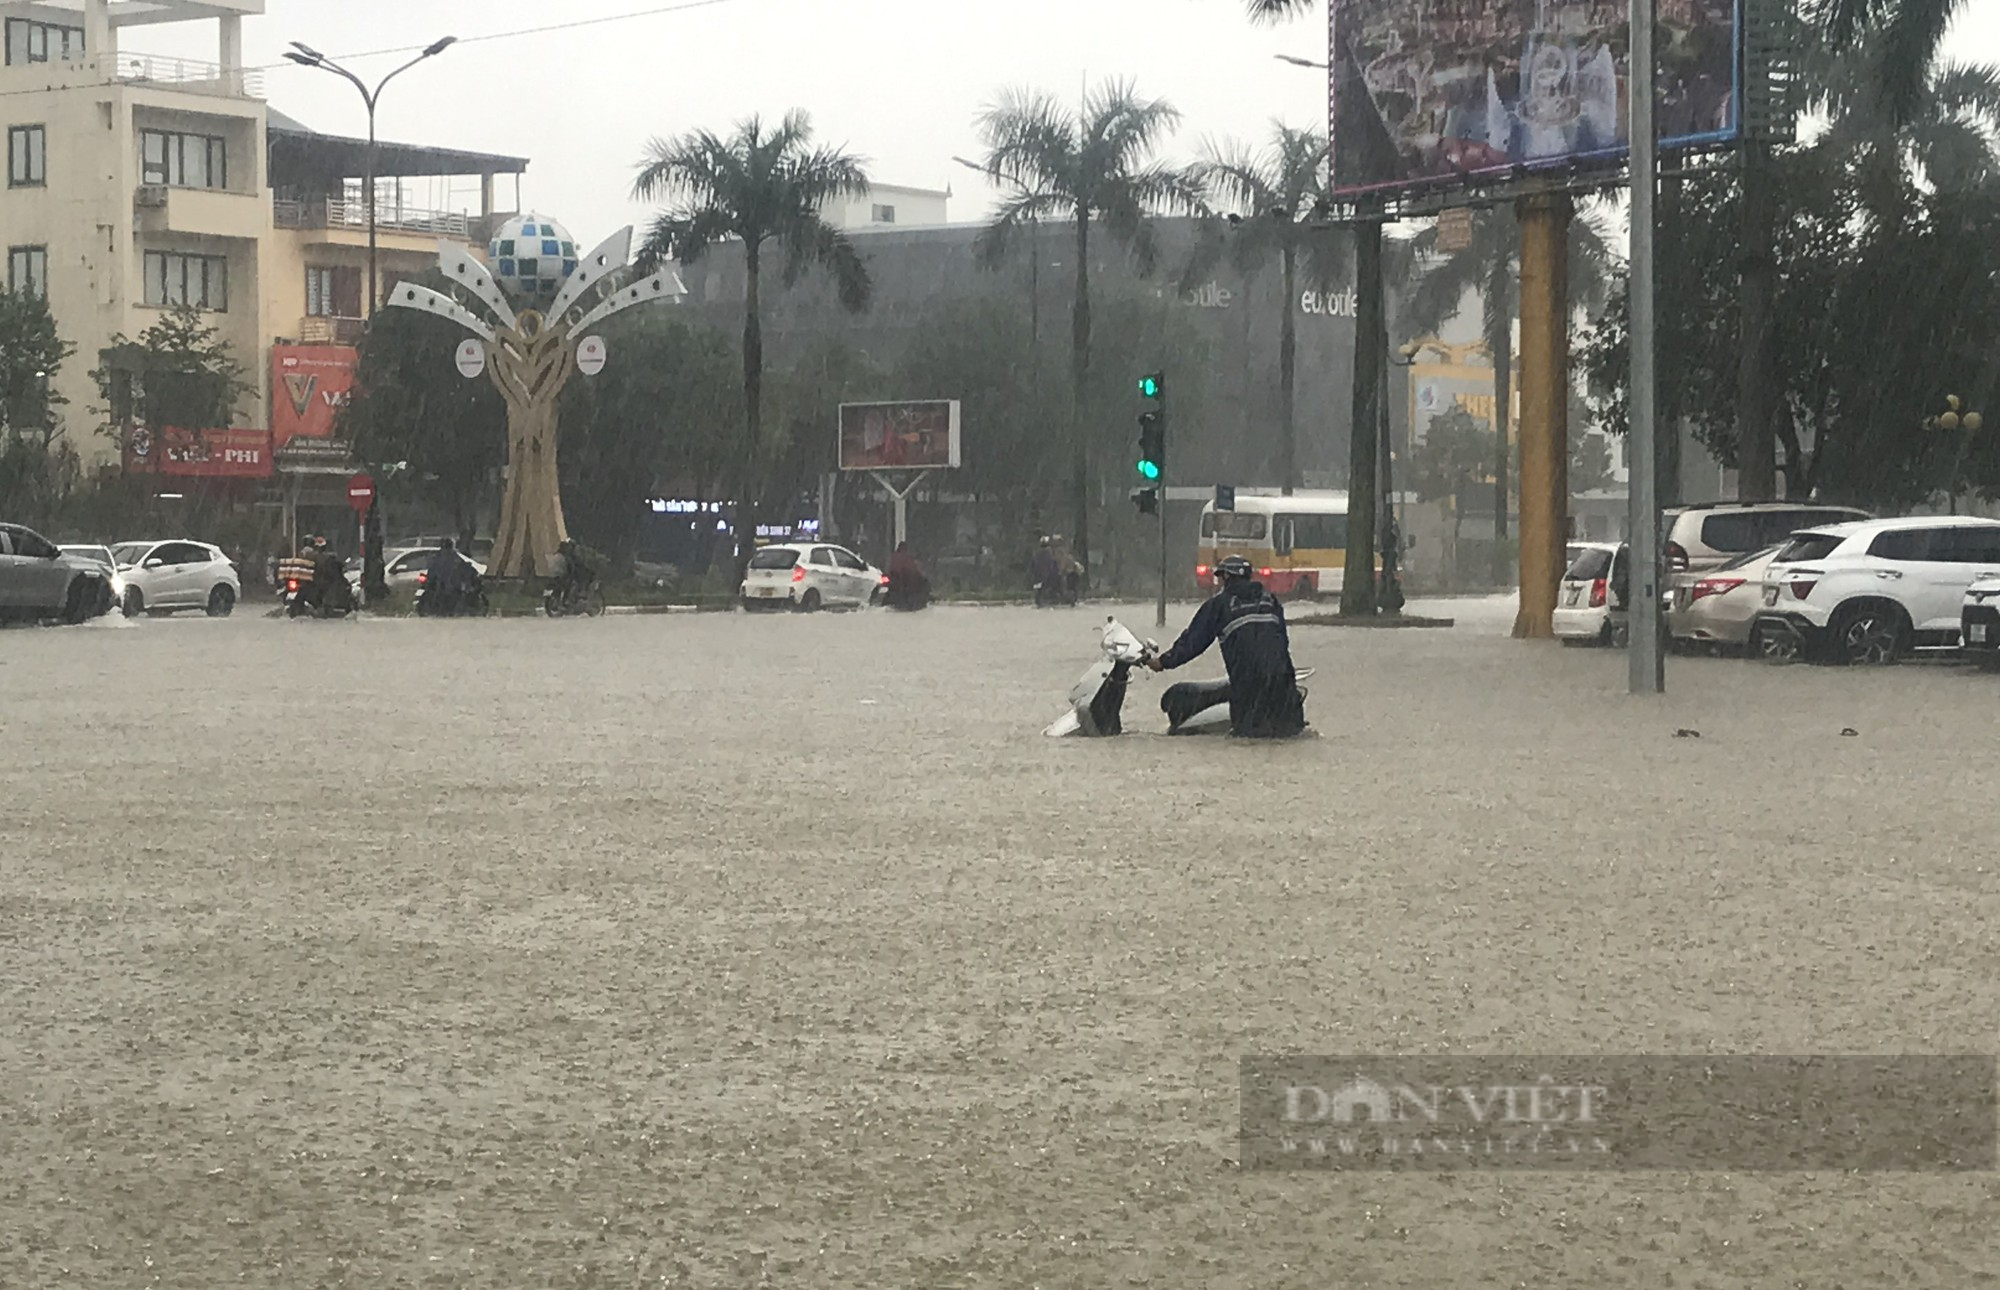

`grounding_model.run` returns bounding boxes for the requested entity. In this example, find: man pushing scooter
[1147,555,1307,738]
